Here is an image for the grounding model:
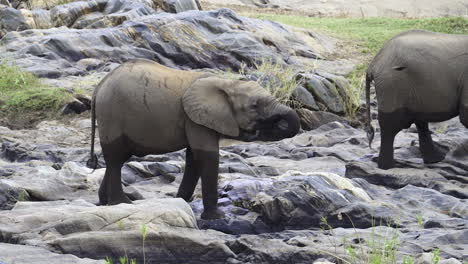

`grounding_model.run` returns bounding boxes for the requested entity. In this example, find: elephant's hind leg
[176,147,200,201]
[459,82,468,129]
[377,110,410,169]
[415,122,445,164]
[99,137,132,205]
